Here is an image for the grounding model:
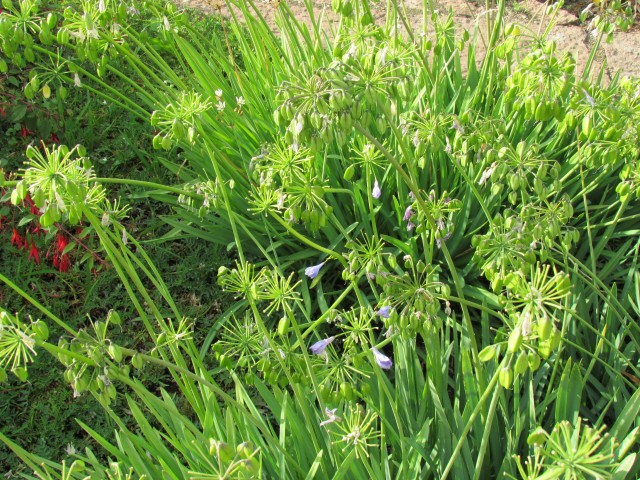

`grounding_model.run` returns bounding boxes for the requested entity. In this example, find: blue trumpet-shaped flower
[376,306,391,318]
[372,179,381,199]
[310,336,335,354]
[305,261,326,279]
[372,347,393,369]
[403,206,413,221]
